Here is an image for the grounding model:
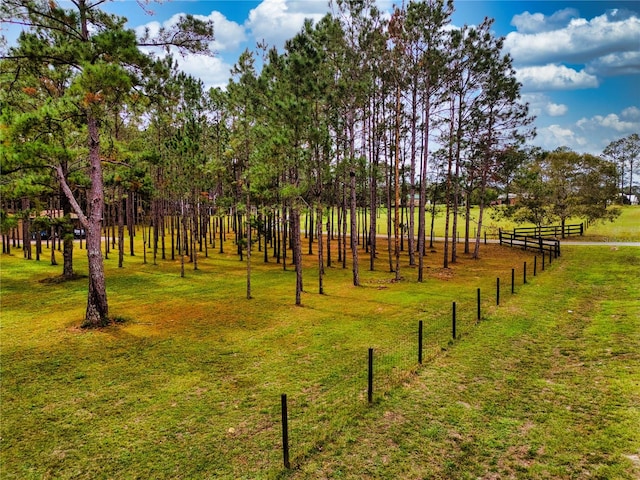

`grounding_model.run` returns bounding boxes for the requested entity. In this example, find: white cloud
[621,106,640,121]
[176,54,235,91]
[204,12,247,53]
[533,124,589,151]
[577,112,640,133]
[586,50,640,76]
[135,42,234,90]
[521,93,568,117]
[135,11,246,54]
[505,9,640,70]
[246,0,328,49]
[530,105,640,154]
[511,8,579,34]
[133,10,247,90]
[135,20,161,40]
[546,102,568,117]
[516,64,599,91]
